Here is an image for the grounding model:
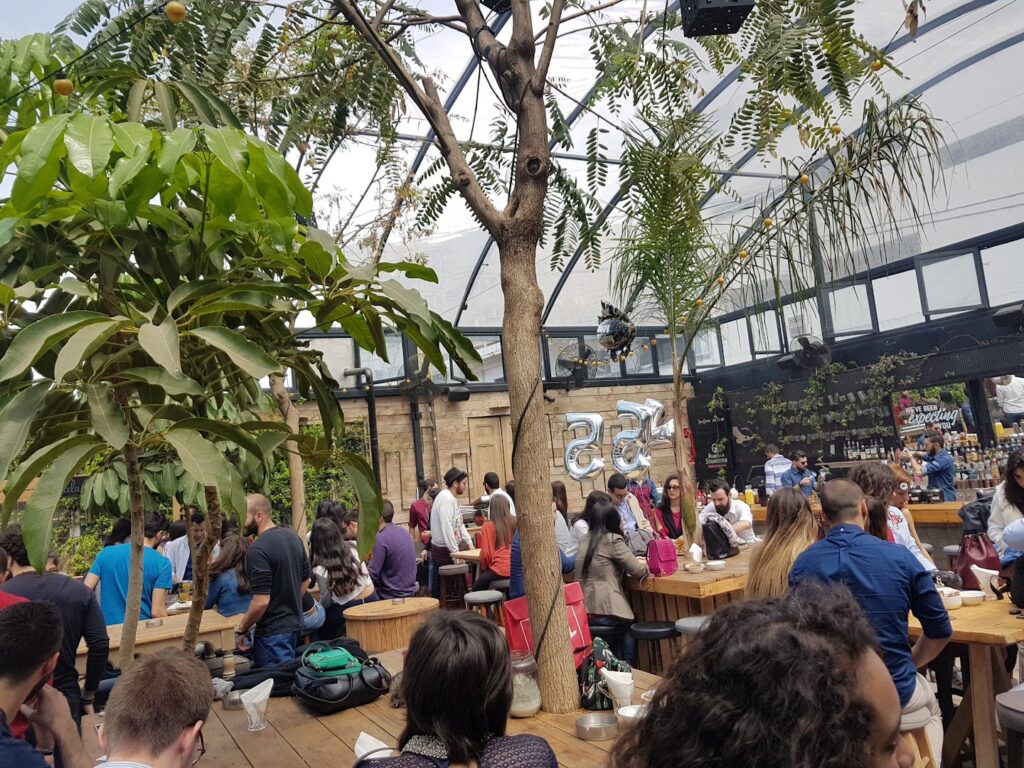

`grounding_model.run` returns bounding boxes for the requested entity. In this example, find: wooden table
[343,598,439,653]
[82,649,661,768]
[752,502,963,526]
[909,599,1022,767]
[78,611,241,674]
[453,548,482,564]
